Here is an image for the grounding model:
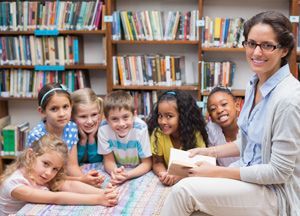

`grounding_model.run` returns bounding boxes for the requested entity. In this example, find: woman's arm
[11,185,118,206]
[189,142,240,158]
[188,162,241,180]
